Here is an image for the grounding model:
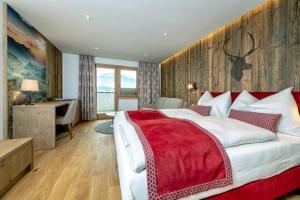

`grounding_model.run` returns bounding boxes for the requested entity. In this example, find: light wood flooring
[1,120,300,200]
[1,121,121,200]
